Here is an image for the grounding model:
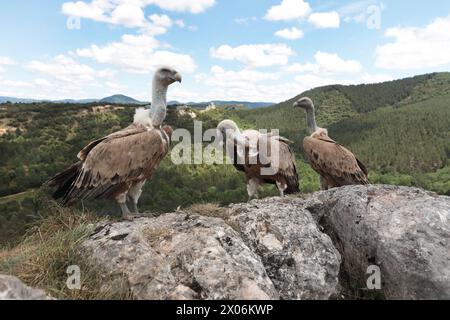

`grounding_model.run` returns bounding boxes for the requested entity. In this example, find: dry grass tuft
[0,195,132,300]
[184,203,231,220]
[144,227,172,246]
